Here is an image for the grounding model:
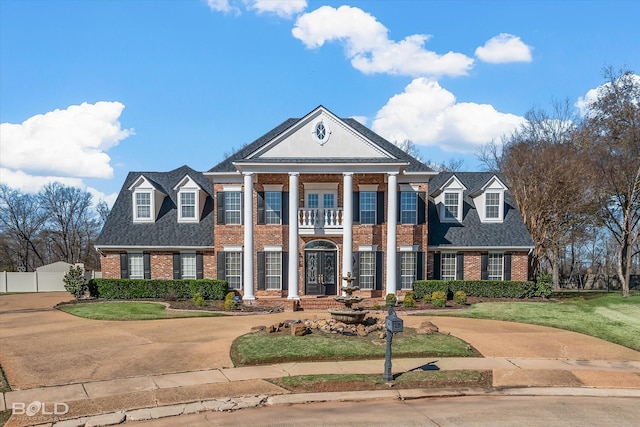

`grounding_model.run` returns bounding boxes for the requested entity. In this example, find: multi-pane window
[444,192,459,220]
[324,193,335,208]
[441,253,456,281]
[265,252,282,290]
[359,252,375,289]
[180,192,196,220]
[129,253,144,279]
[360,192,376,224]
[400,252,417,289]
[488,253,504,280]
[400,192,417,224]
[265,192,282,225]
[135,192,151,220]
[181,253,197,279]
[225,192,242,224]
[485,192,500,219]
[225,252,242,289]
